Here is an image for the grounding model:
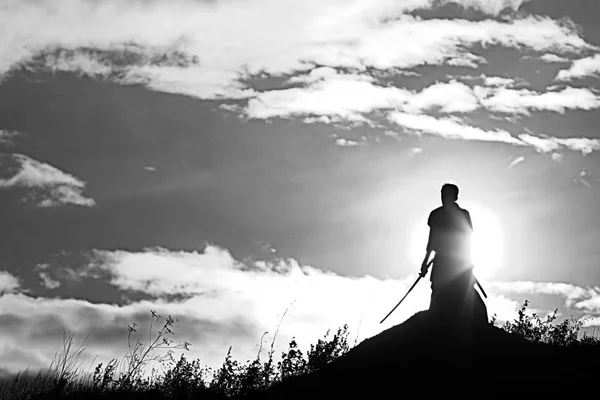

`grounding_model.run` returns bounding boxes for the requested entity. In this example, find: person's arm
[420,249,433,277]
[420,217,435,276]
